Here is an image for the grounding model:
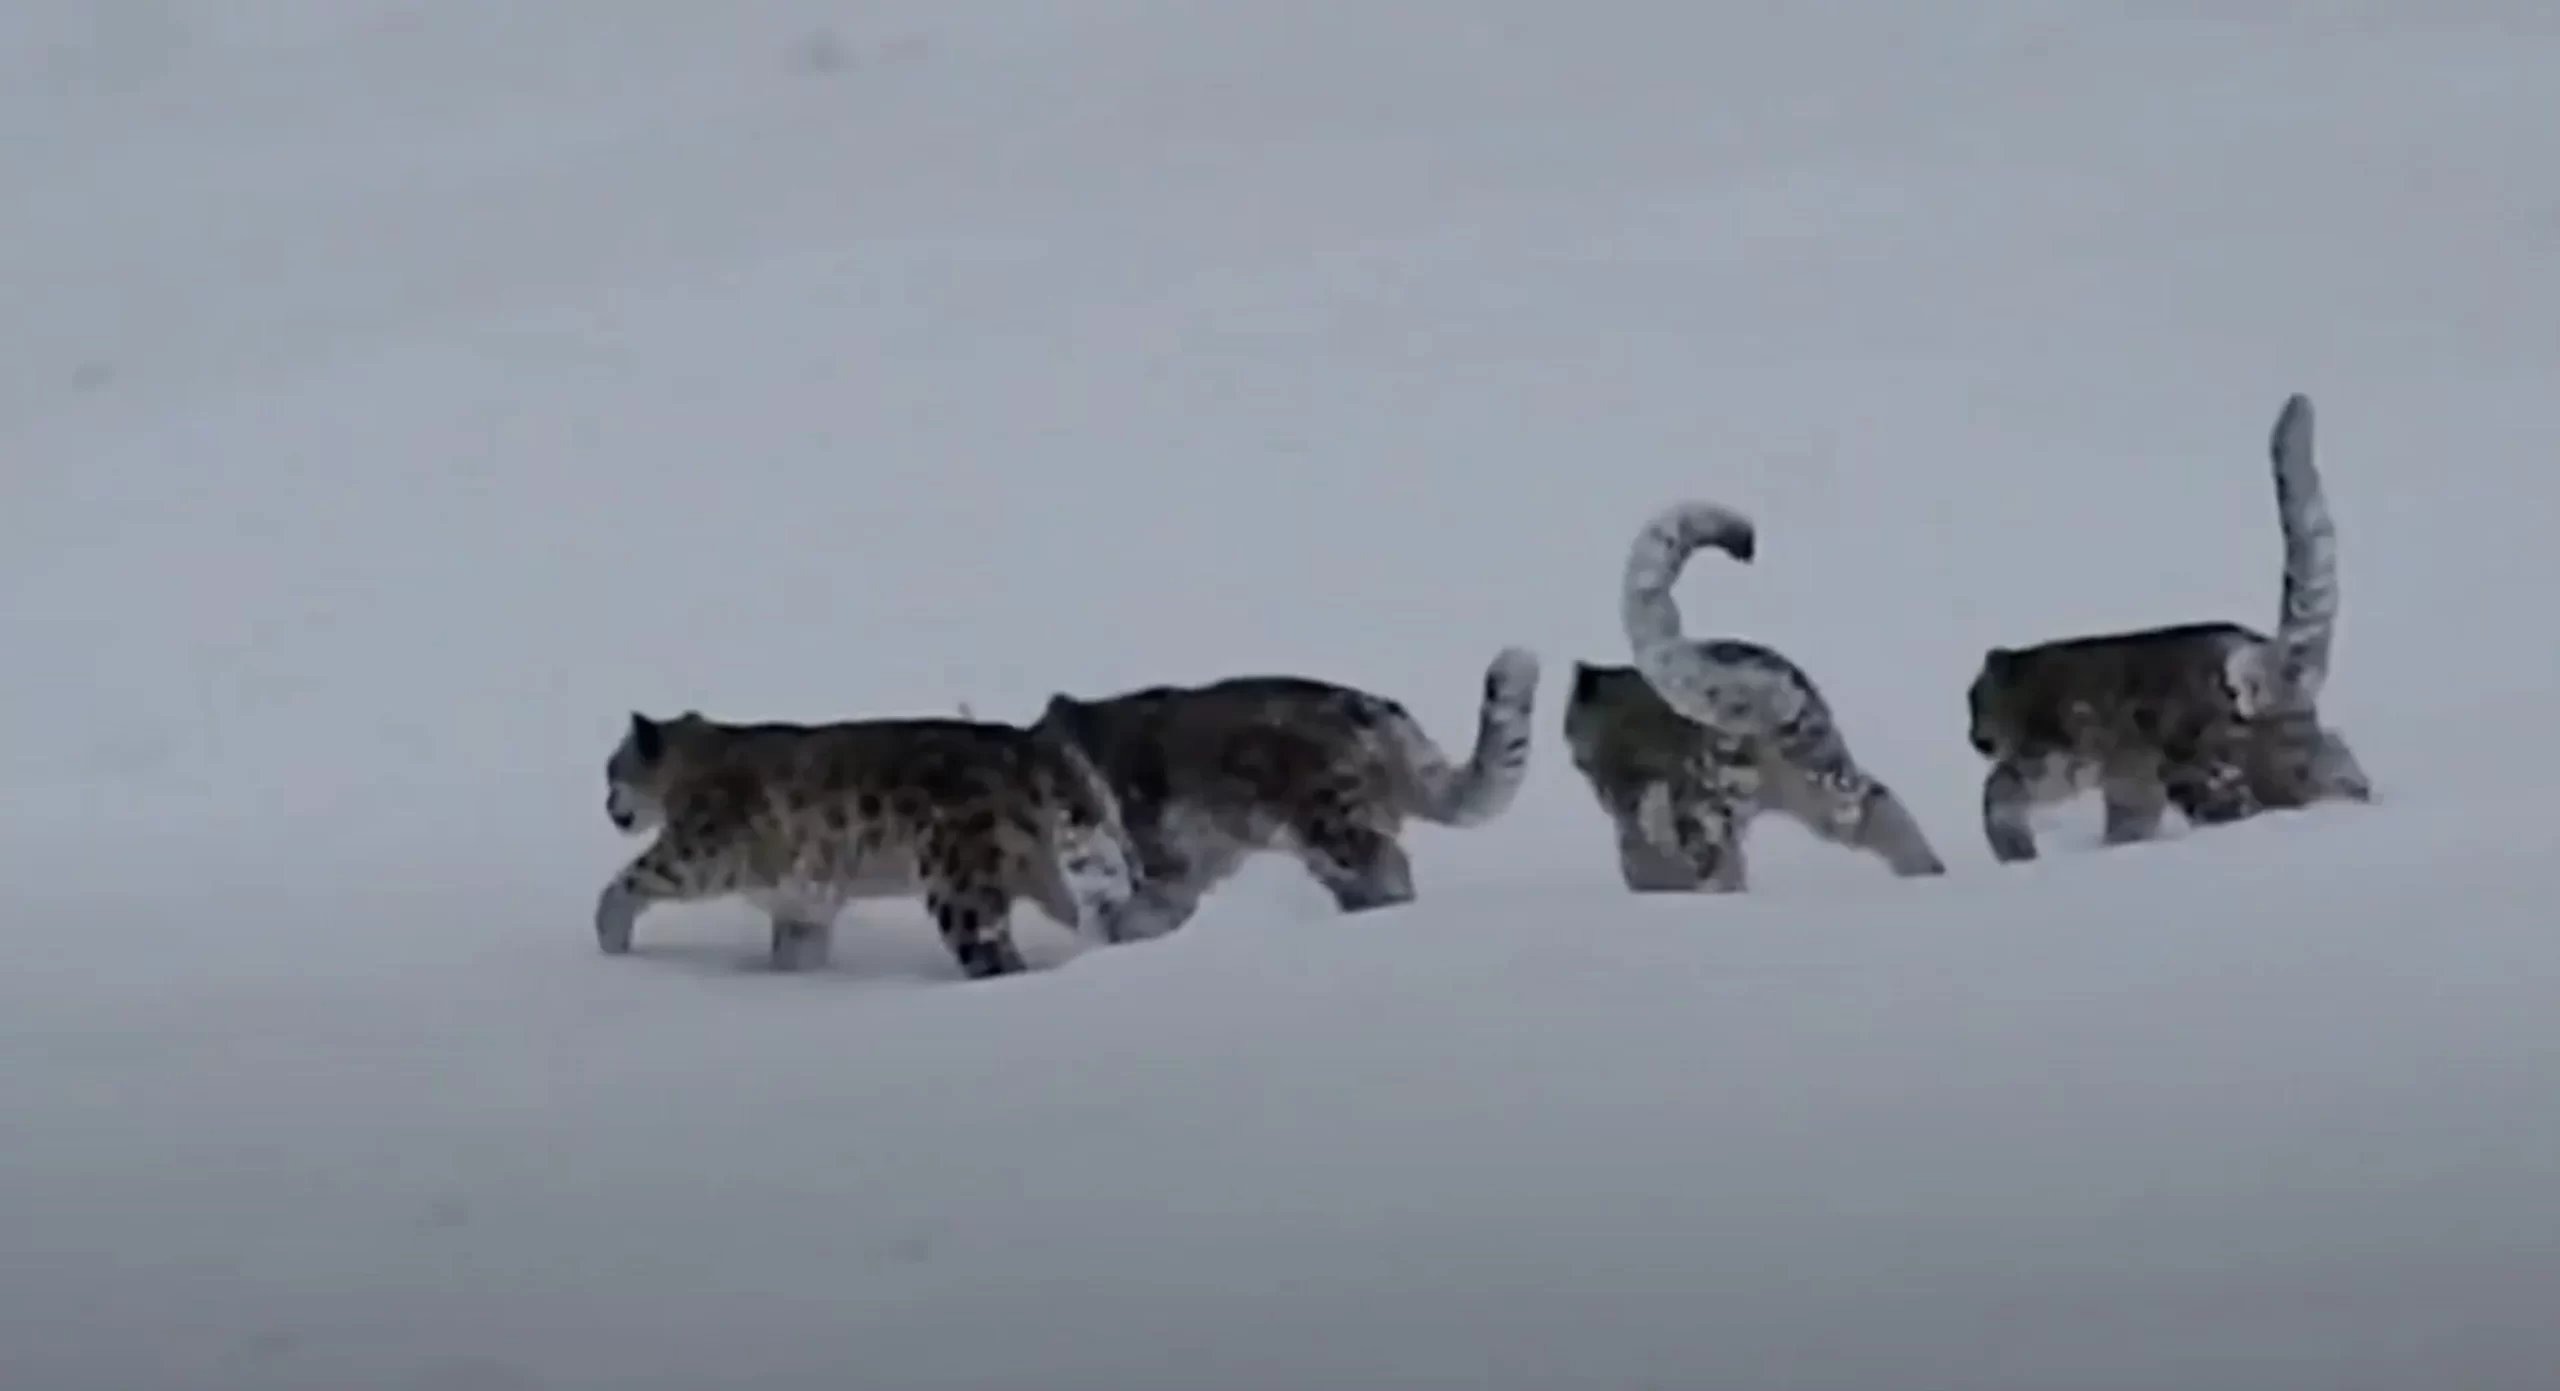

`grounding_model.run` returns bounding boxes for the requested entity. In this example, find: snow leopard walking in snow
[1965,392,2373,863]
[1568,500,1946,893]
[1030,647,1541,941]
[593,710,1136,977]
